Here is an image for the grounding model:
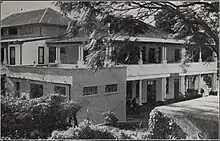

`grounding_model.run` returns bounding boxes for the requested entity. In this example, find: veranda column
[211,73,217,92]
[161,77,166,101]
[3,48,7,64]
[77,45,84,67]
[197,74,201,94]
[181,48,186,63]
[198,48,202,62]
[138,47,143,65]
[139,80,143,105]
[179,76,185,96]
[162,46,167,64]
[132,81,136,99]
[55,47,60,63]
